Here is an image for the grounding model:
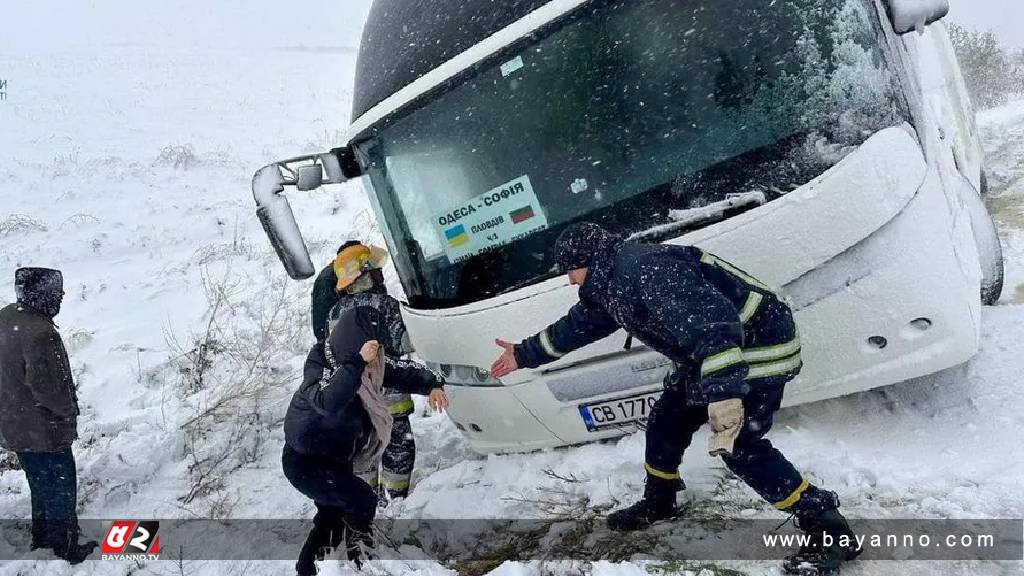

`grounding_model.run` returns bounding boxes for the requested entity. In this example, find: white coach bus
[253,0,1003,453]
